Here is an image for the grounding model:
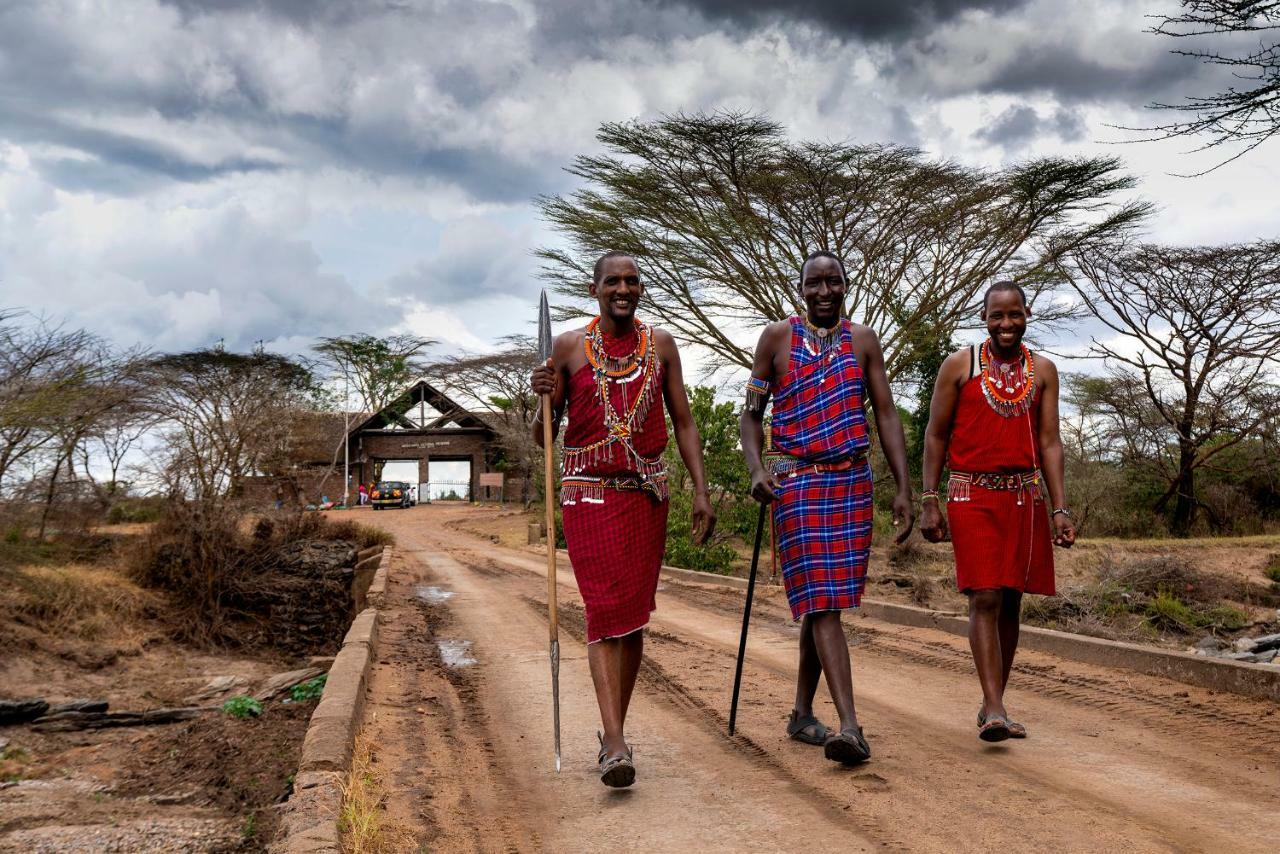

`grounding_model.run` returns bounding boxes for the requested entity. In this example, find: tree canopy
[1144,1,1280,170]
[538,112,1150,380]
